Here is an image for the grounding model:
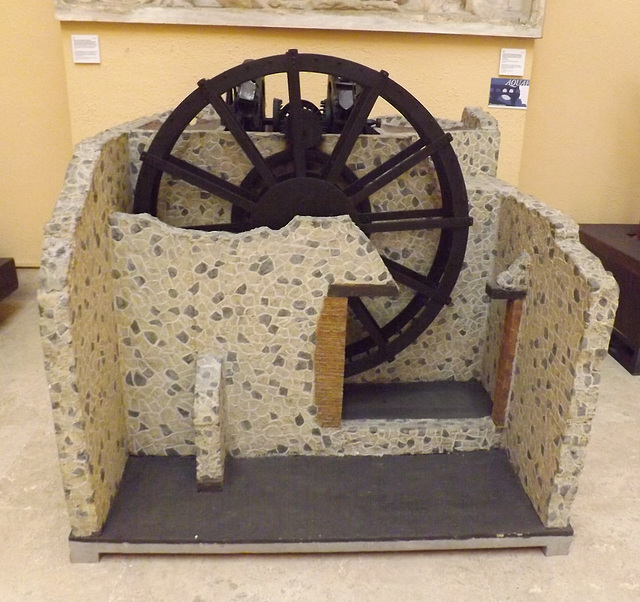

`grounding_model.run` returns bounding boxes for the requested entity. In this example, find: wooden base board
[69,534,572,563]
[69,451,572,562]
